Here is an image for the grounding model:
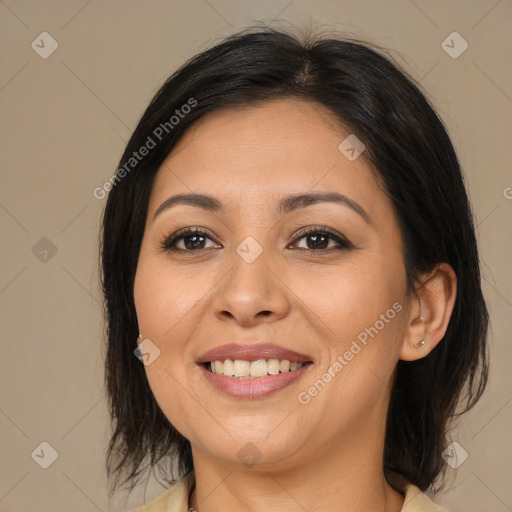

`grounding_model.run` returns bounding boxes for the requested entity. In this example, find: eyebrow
[153,192,373,225]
